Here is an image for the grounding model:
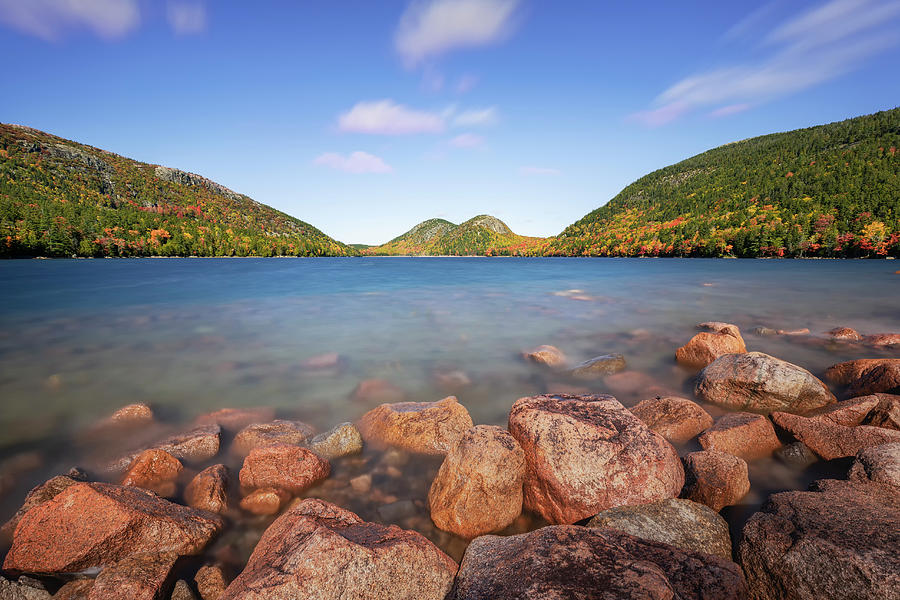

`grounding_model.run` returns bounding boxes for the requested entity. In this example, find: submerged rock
[865,333,900,347]
[508,394,684,524]
[739,479,900,600]
[681,450,750,512]
[698,412,781,461]
[107,425,222,473]
[567,354,626,380]
[90,552,178,600]
[184,464,230,514]
[522,345,567,368]
[771,412,900,460]
[350,379,408,403]
[449,525,747,600]
[232,420,316,457]
[357,396,473,456]
[695,352,835,414]
[428,425,525,538]
[306,422,363,460]
[676,325,746,369]
[848,443,900,487]
[629,396,713,444]
[238,445,330,494]
[826,327,861,342]
[121,449,183,497]
[104,403,154,428]
[239,487,290,516]
[194,408,276,433]
[221,499,457,600]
